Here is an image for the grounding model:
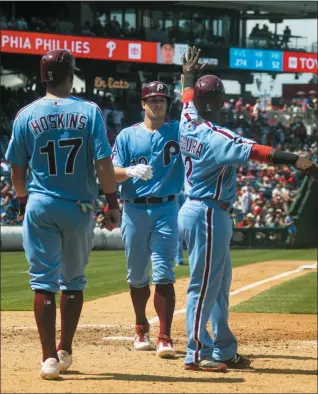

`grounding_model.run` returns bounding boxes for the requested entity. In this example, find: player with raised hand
[178,46,318,372]
[112,81,184,359]
[5,49,120,380]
